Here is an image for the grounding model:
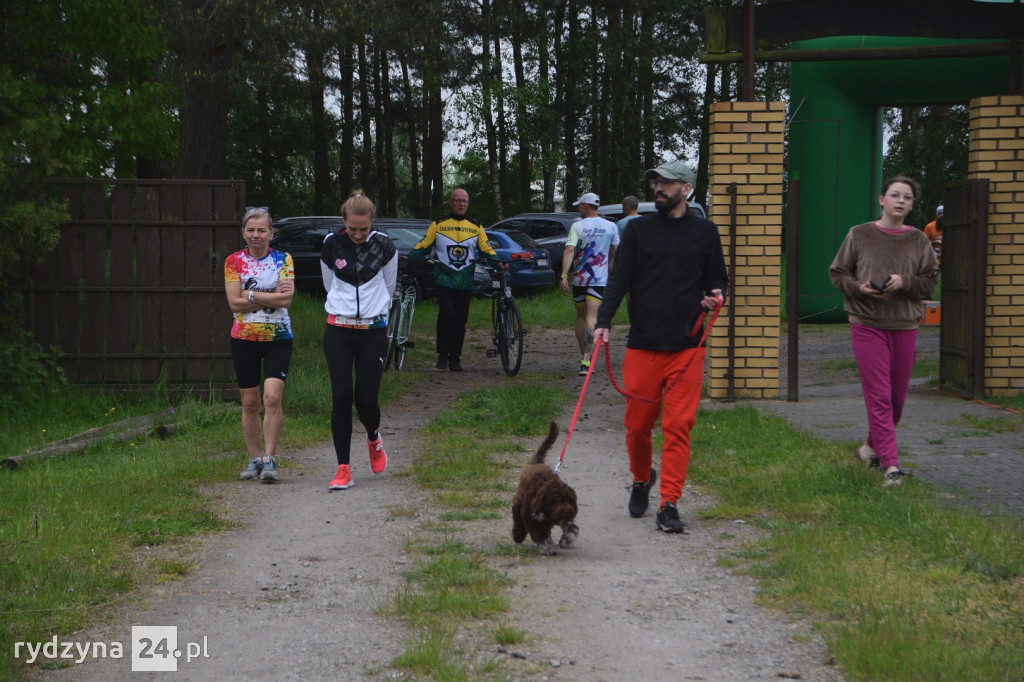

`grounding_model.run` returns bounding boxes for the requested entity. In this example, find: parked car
[473,229,557,297]
[597,200,707,222]
[487,212,579,276]
[269,216,434,299]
